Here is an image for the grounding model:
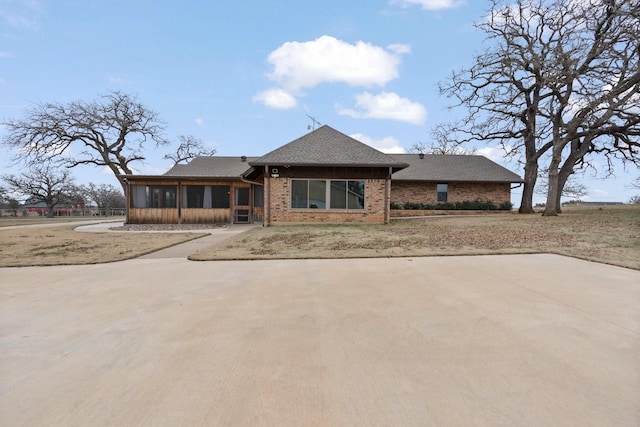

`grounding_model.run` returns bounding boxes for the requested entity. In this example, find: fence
[0,208,126,217]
